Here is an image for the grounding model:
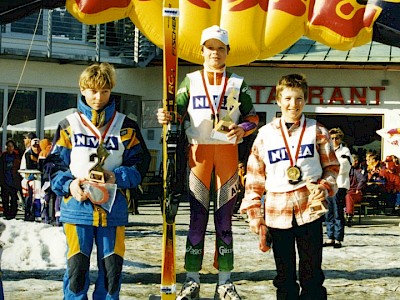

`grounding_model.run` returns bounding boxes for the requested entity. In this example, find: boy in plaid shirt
[241,74,339,300]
